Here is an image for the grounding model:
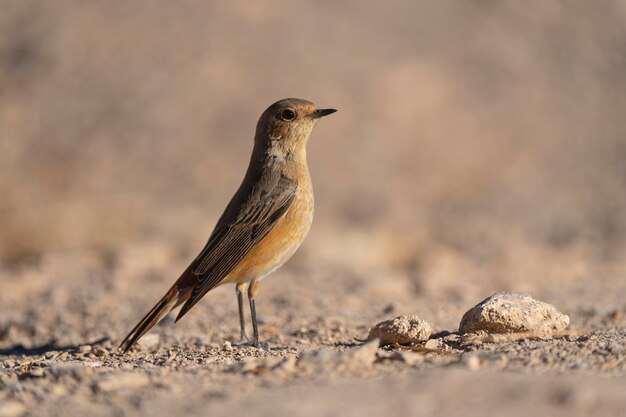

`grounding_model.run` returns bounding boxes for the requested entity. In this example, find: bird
[119,98,336,352]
